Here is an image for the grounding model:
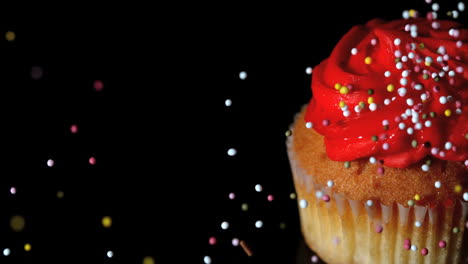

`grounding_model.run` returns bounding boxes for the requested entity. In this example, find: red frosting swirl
[305,18,468,168]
